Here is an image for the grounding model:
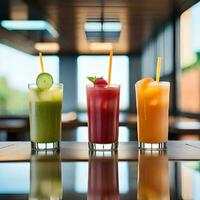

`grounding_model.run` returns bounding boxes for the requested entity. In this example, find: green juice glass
[29,84,63,150]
